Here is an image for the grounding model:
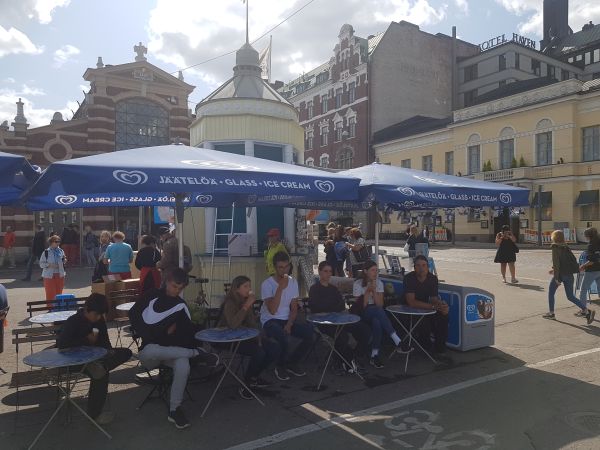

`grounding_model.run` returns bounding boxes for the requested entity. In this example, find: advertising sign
[465,293,494,323]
